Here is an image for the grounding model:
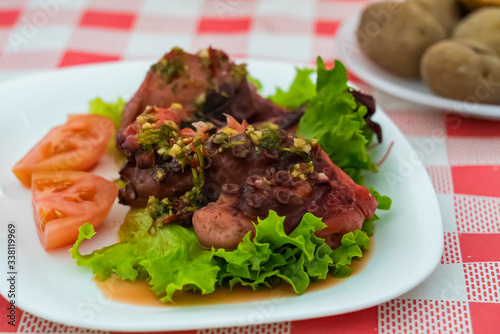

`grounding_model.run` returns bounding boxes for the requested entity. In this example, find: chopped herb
[260,128,282,150]
[180,145,206,206]
[151,51,186,84]
[211,132,244,152]
[146,196,174,229]
[137,124,178,152]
